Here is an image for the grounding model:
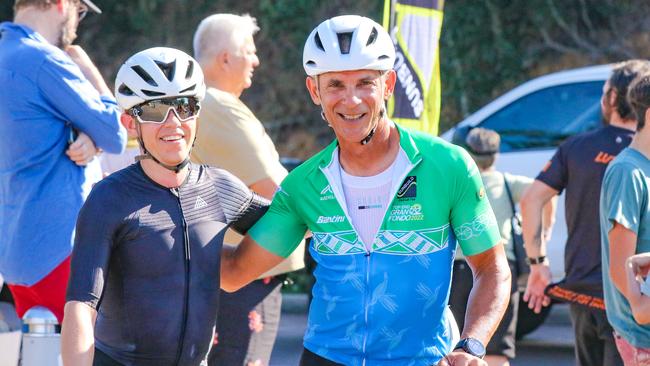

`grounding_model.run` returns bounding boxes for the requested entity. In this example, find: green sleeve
[248,187,307,258]
[451,149,502,256]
